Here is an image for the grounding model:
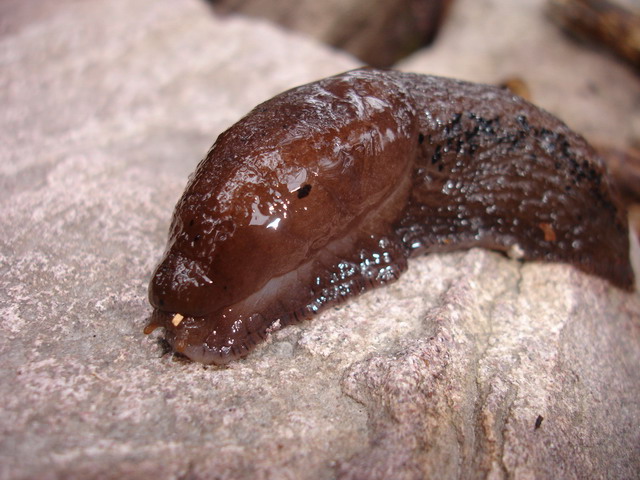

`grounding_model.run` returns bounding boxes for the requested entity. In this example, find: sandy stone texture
[1,0,638,479]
